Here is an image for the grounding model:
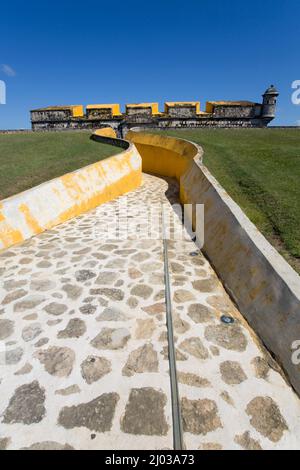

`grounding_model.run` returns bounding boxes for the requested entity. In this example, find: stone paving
[1,173,300,450]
